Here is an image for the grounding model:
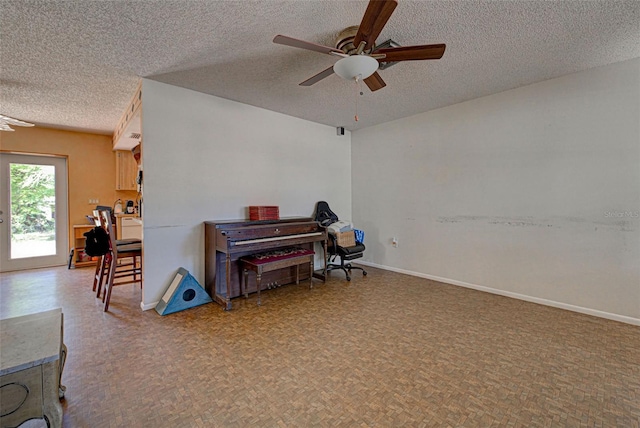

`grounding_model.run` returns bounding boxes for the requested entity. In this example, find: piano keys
[204,218,327,310]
